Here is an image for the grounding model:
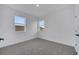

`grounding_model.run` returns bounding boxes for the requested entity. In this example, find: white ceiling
[3,4,74,18]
